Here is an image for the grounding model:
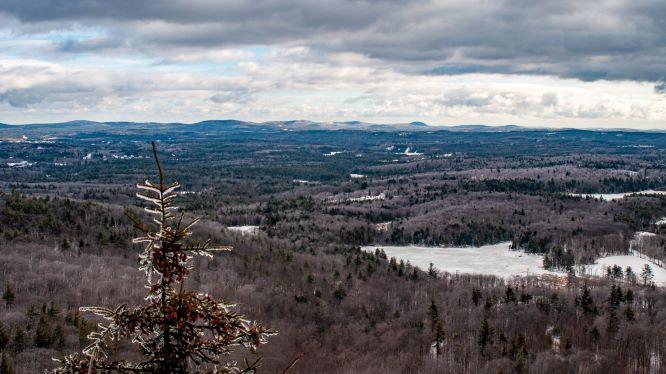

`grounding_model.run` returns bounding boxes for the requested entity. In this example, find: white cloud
[0,47,664,128]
